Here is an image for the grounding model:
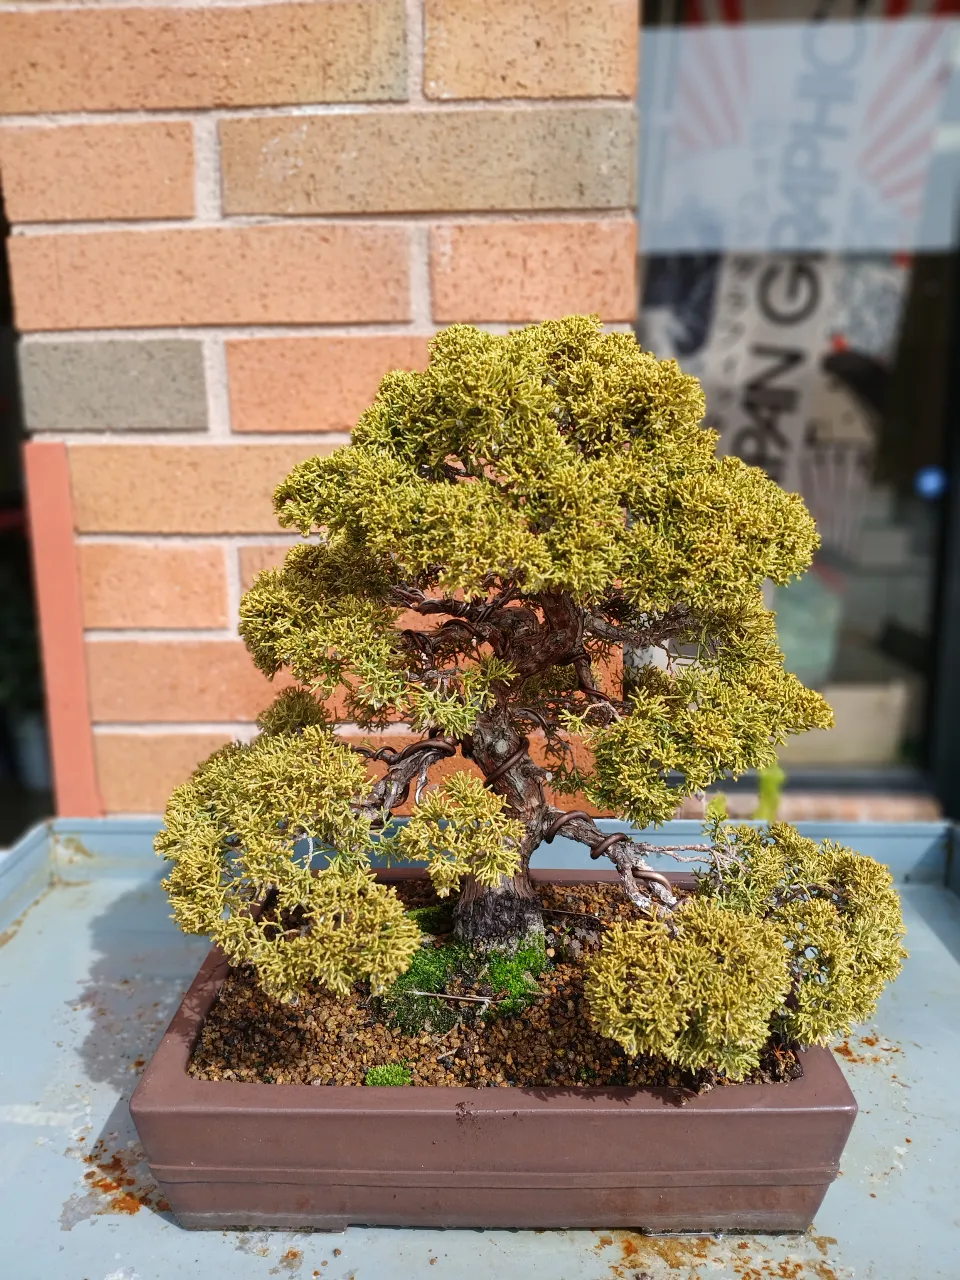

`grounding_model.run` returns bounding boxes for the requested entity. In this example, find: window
[637,1,960,780]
